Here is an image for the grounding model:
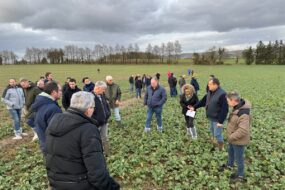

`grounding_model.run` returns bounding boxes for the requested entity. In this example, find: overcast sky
[1,0,285,57]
